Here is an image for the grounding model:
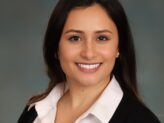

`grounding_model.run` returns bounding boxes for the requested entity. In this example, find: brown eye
[68,36,81,42]
[97,36,110,41]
